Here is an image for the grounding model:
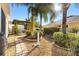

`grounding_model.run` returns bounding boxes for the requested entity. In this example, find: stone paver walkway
[4,35,52,56]
[5,35,28,56]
